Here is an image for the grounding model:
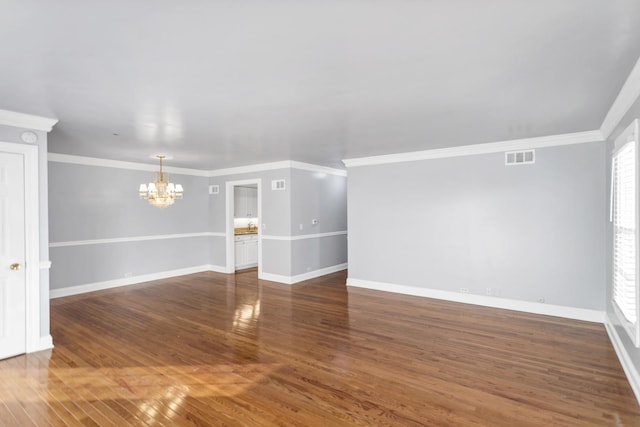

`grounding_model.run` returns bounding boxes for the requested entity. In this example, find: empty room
[1,0,640,425]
